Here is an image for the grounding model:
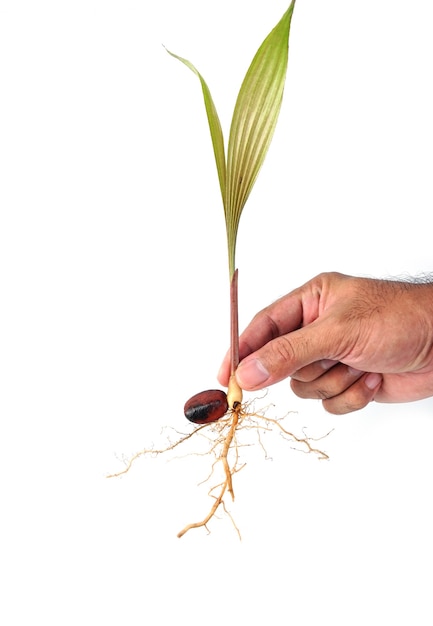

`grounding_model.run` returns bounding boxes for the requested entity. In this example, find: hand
[218,272,433,414]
